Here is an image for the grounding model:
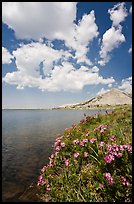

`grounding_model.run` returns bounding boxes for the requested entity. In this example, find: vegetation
[36,105,132,202]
